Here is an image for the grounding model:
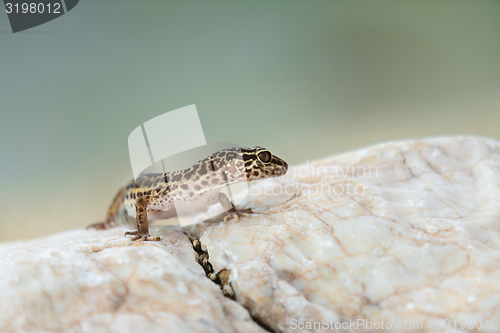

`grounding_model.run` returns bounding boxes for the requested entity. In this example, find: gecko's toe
[223,209,253,223]
[125,231,161,242]
[124,230,141,241]
[87,221,115,230]
[224,214,235,223]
